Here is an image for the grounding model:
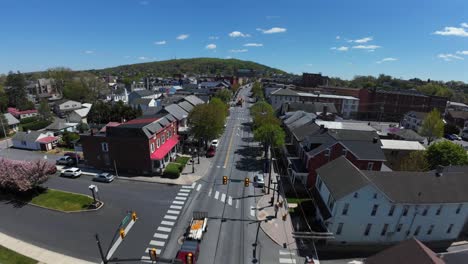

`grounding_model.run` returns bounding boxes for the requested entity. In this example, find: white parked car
[211,139,219,148]
[253,173,265,188]
[93,173,115,183]
[61,167,82,178]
